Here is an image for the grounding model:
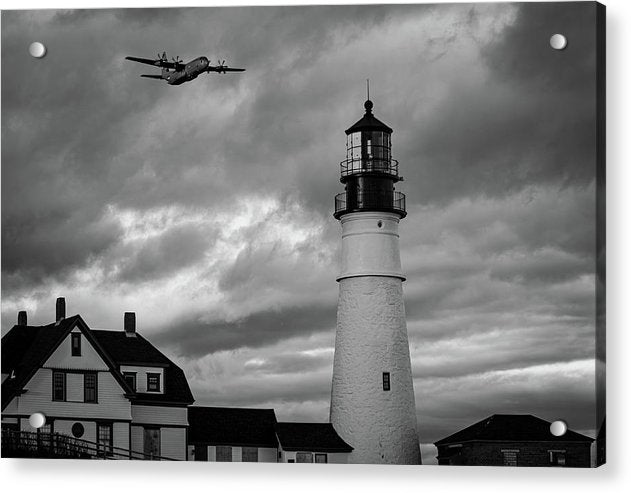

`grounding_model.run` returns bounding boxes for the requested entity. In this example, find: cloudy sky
[2,3,602,464]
